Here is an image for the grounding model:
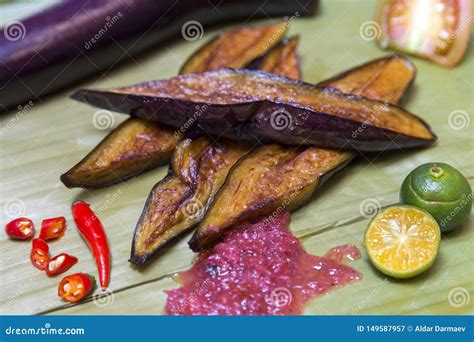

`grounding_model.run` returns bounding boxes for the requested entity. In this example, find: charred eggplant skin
[0,0,317,112]
[72,68,436,152]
